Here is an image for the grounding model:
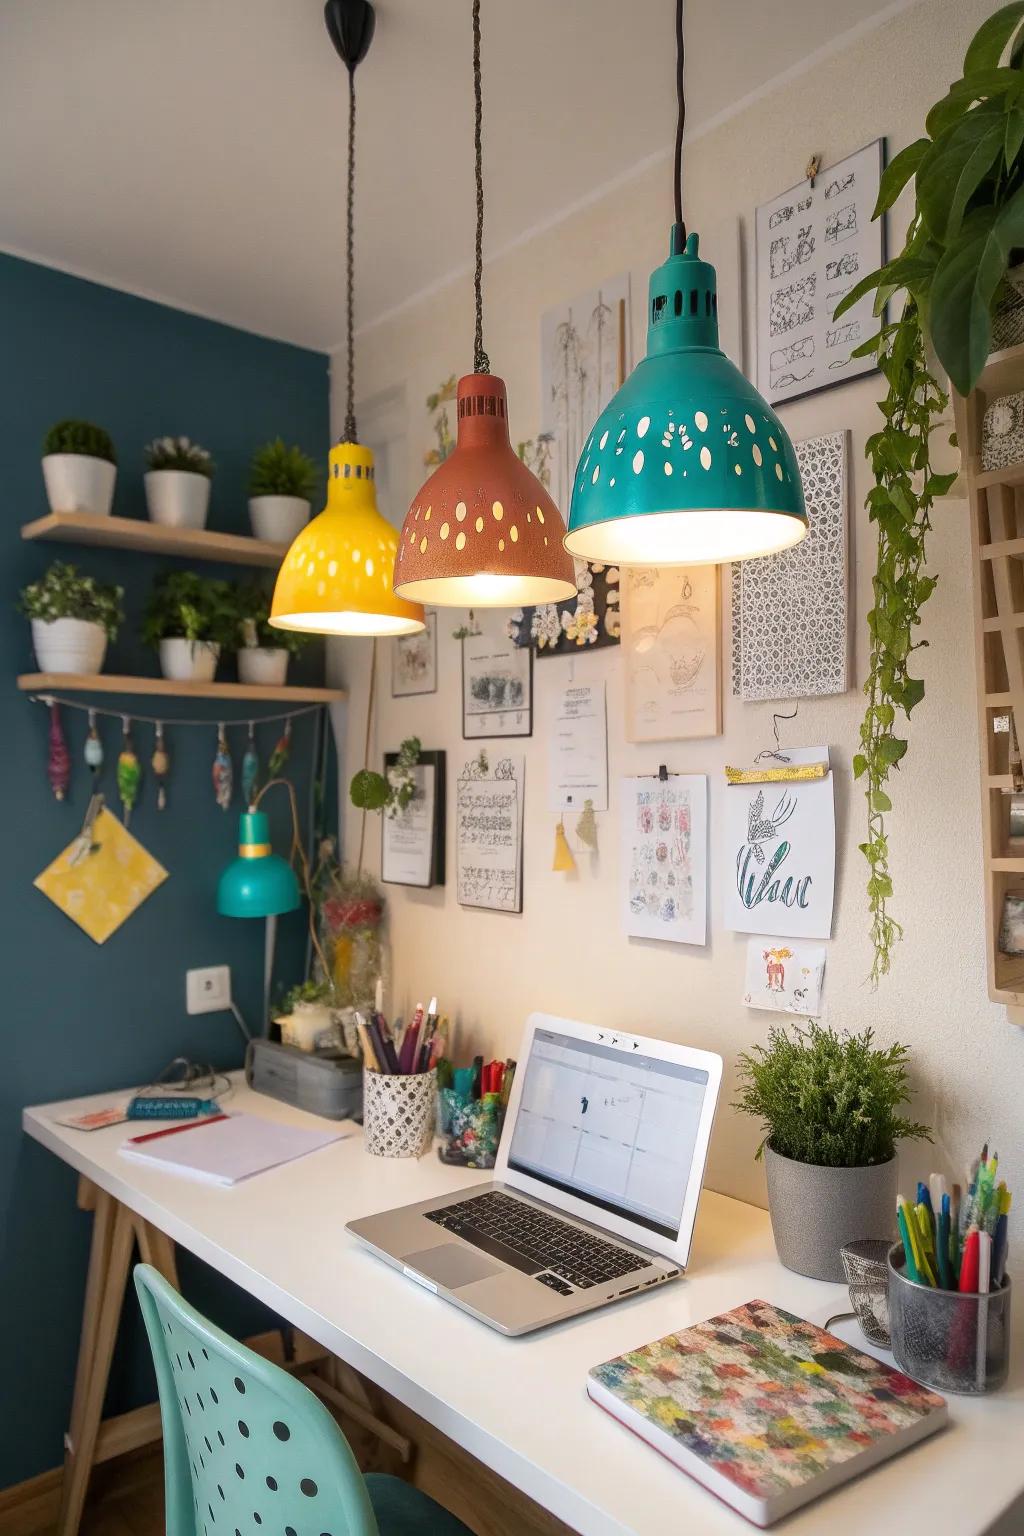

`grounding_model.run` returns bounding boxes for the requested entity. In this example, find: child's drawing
[743,938,826,1015]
